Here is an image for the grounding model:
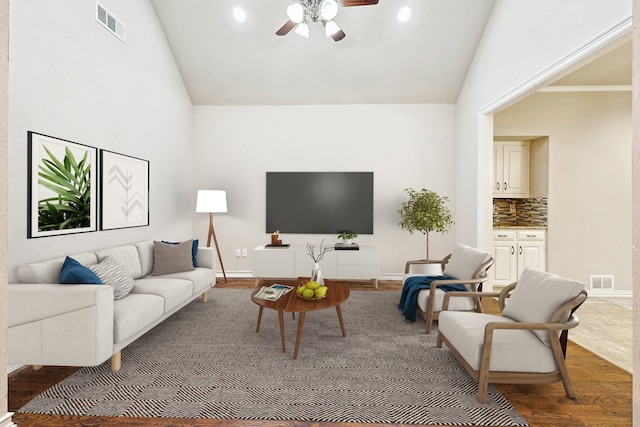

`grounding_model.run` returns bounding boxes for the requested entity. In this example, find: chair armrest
[485,315,580,334]
[442,290,501,311]
[404,259,443,274]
